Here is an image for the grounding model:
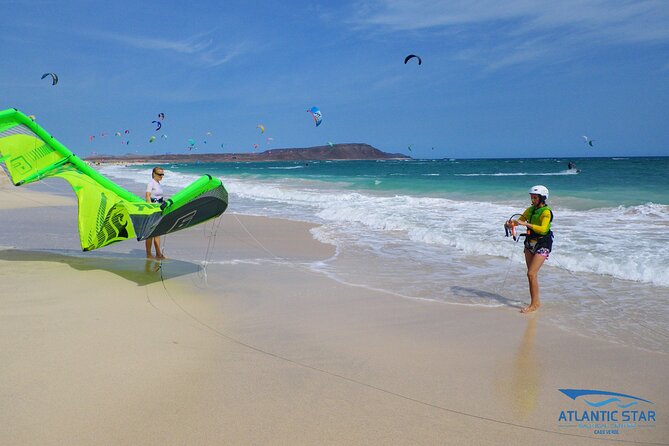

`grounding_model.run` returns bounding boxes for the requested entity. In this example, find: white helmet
[529,185,549,198]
